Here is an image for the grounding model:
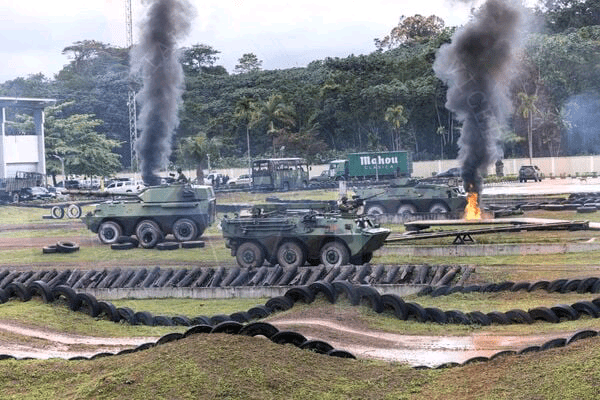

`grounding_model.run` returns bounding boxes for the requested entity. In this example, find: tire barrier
[1,279,600,369]
[41,242,80,255]
[0,280,354,363]
[0,264,471,290]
